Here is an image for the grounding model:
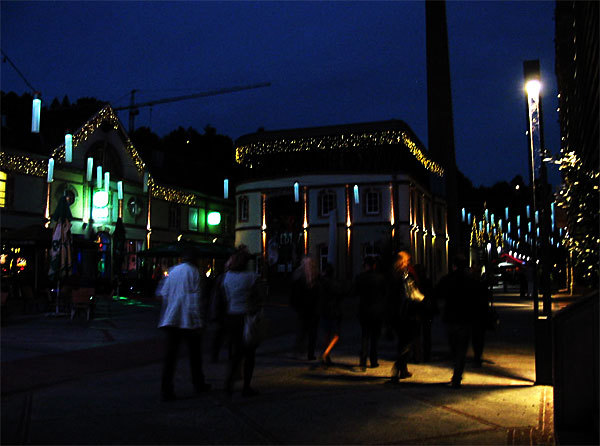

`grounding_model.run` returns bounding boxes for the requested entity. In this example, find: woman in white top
[222,246,259,397]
